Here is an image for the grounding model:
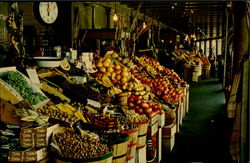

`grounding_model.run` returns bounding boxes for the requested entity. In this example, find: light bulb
[113,13,118,22]
[143,22,146,29]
